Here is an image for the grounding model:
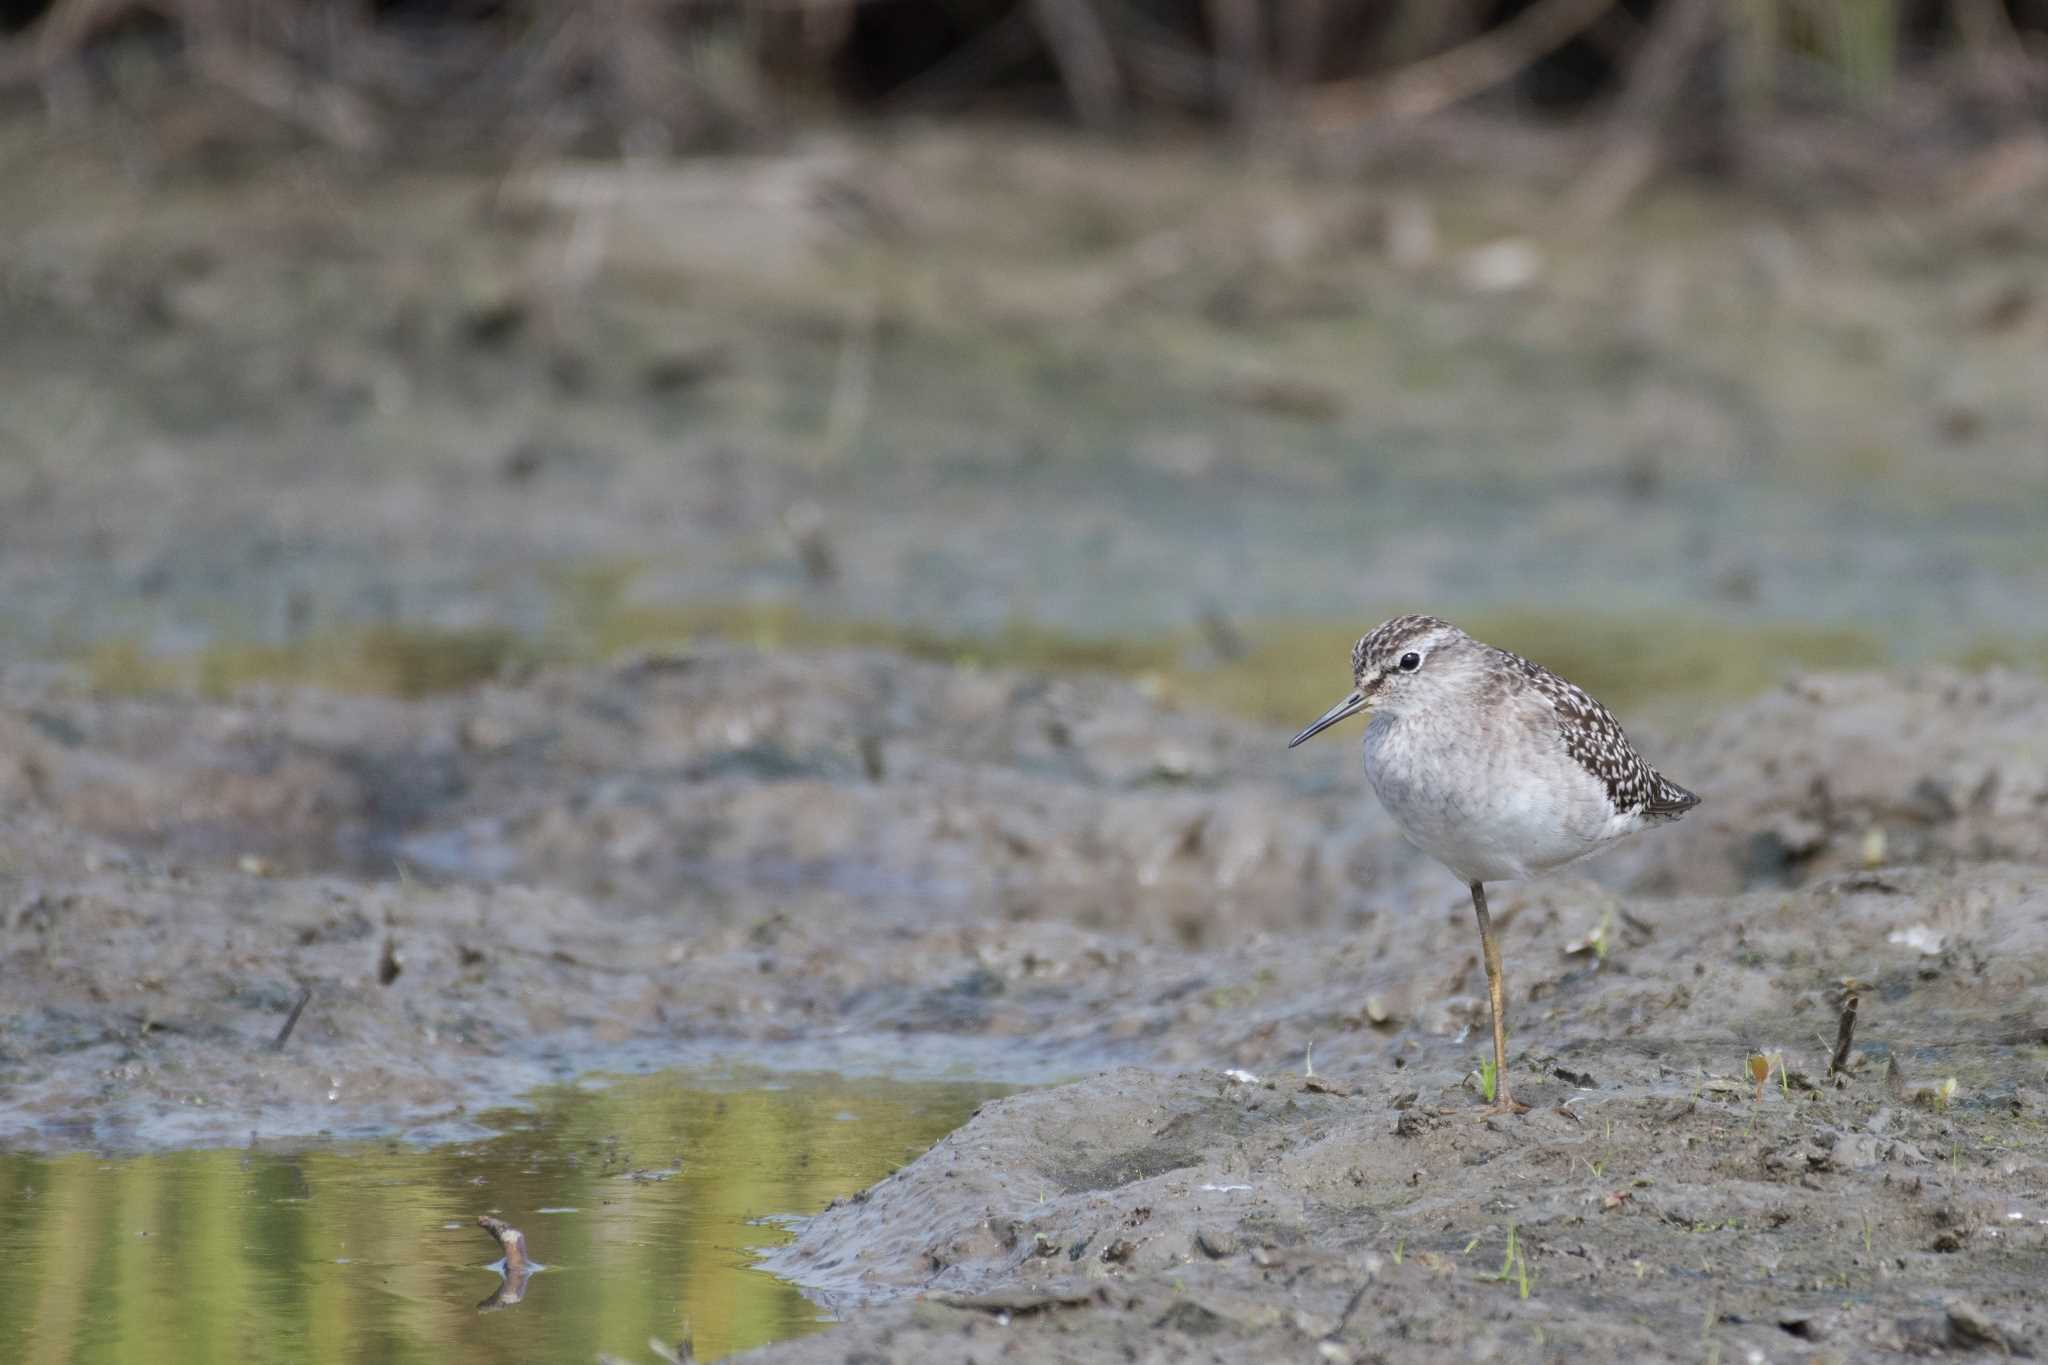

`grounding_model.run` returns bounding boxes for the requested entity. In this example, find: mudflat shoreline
[2,650,2043,1360]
